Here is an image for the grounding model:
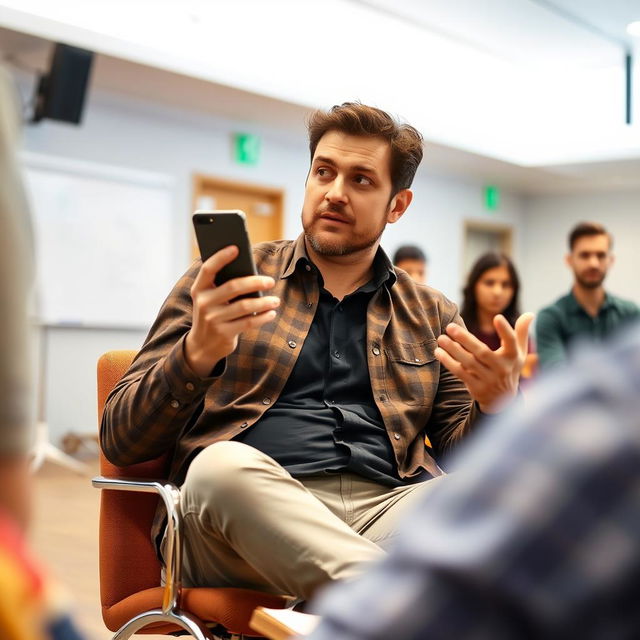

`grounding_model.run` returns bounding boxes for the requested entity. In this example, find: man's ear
[387,189,413,224]
[564,253,572,269]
